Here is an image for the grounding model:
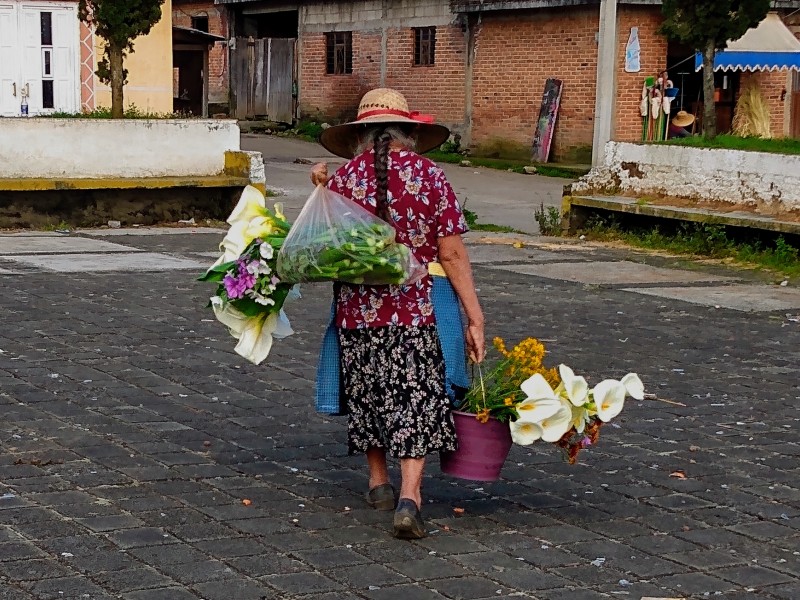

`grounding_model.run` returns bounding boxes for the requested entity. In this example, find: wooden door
[792,72,800,139]
[0,3,20,116]
[232,36,295,122]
